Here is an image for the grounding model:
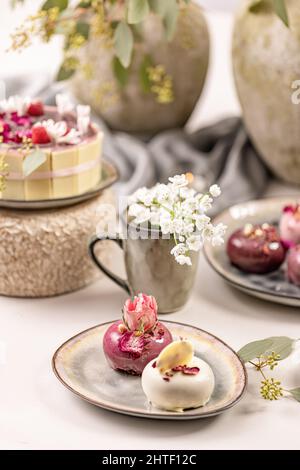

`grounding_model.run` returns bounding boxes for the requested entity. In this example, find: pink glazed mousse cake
[103,293,173,376]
